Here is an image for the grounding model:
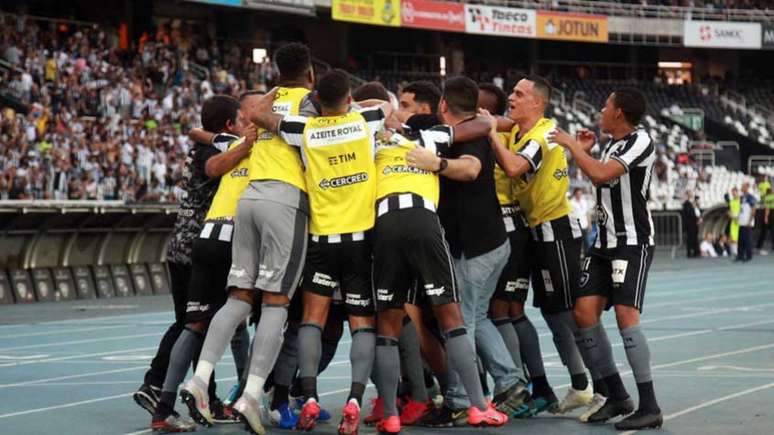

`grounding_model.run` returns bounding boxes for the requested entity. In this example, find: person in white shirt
[570,187,592,252]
